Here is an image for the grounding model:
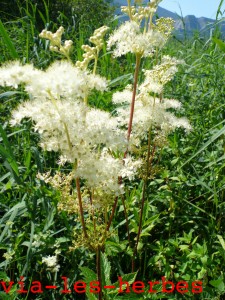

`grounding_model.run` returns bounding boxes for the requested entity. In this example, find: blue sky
[159,0,225,19]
